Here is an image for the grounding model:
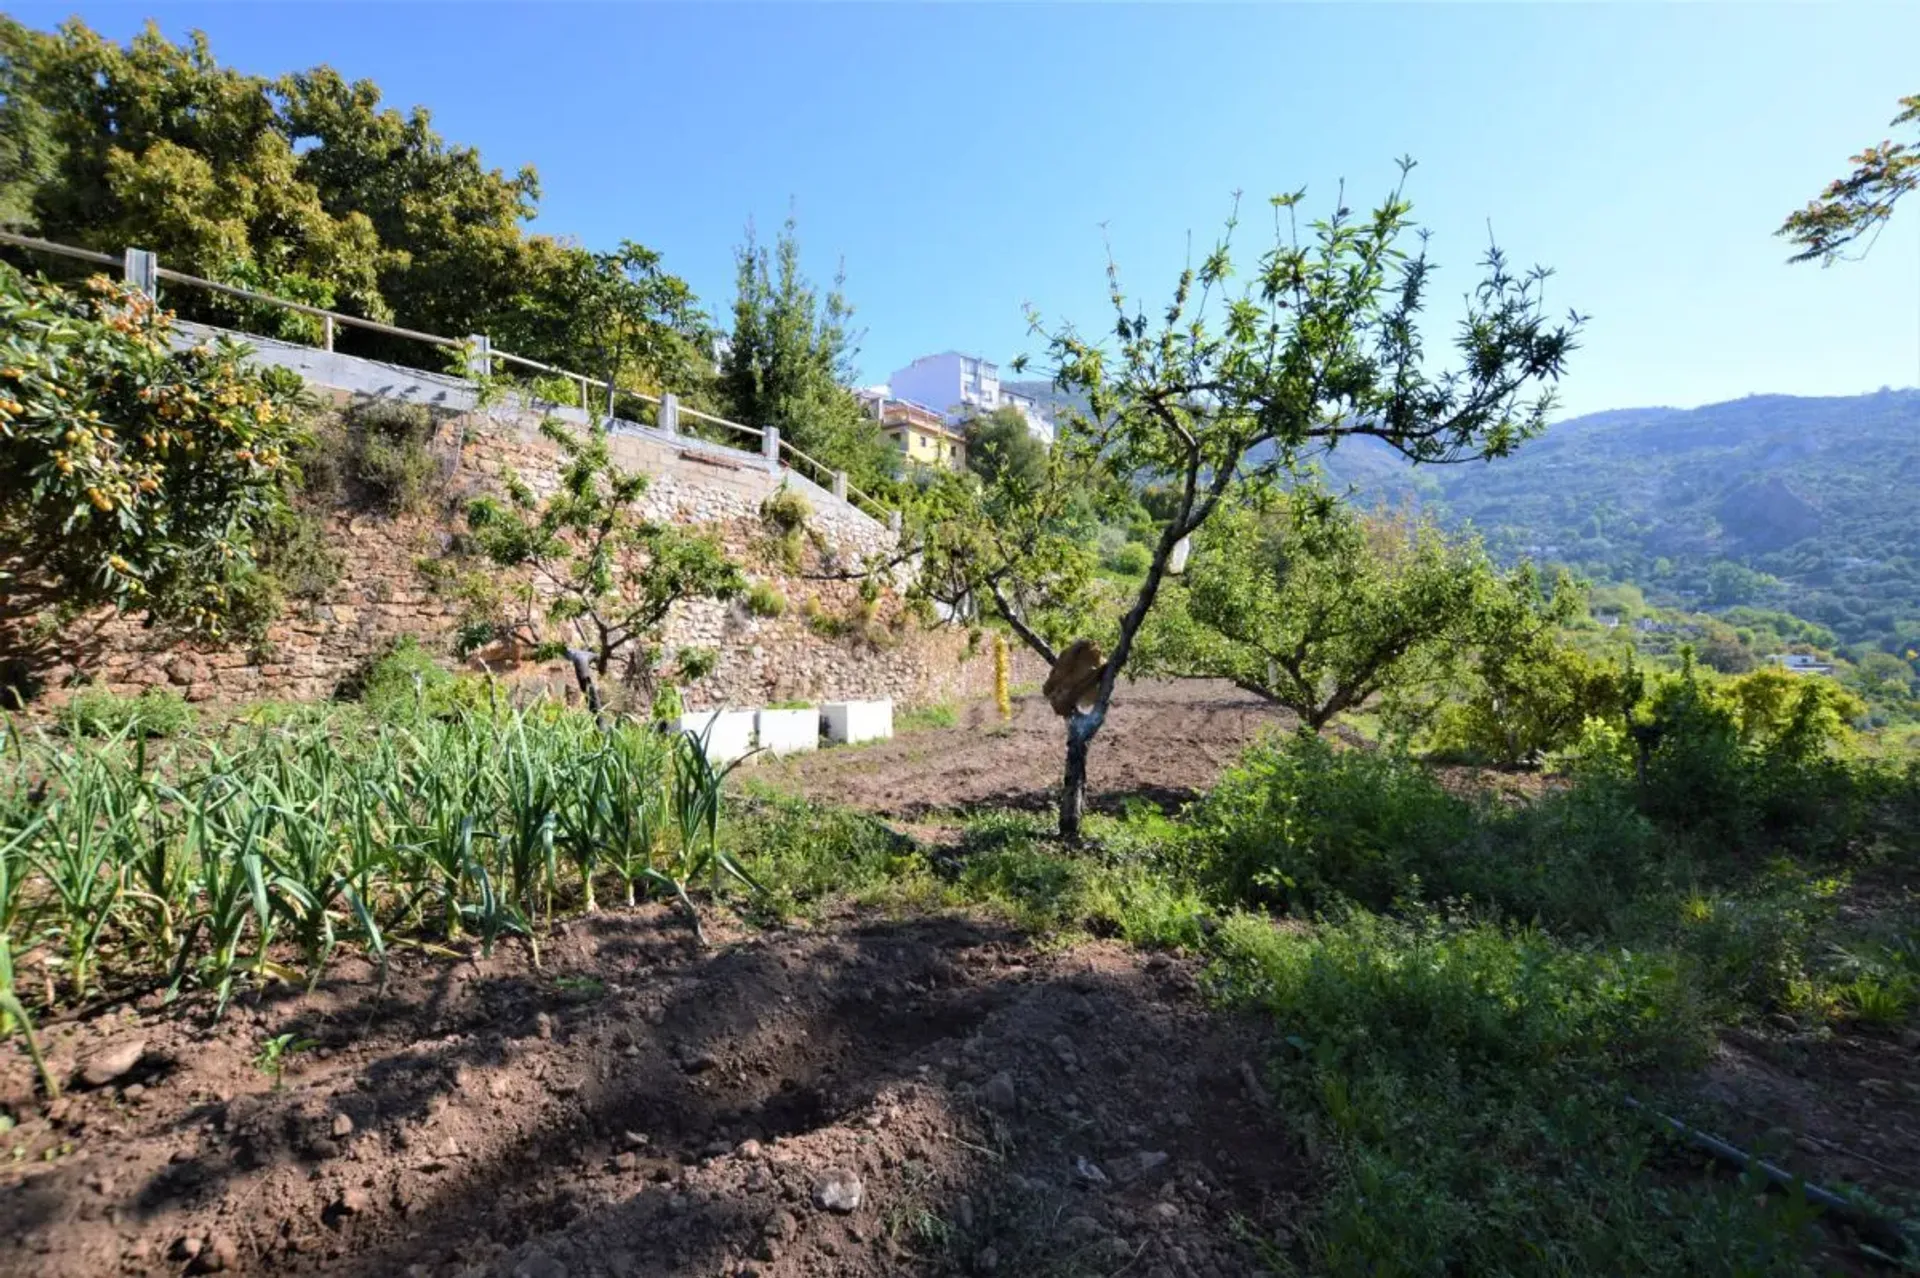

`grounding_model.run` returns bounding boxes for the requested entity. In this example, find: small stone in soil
[192,1233,238,1273]
[512,1251,566,1278]
[812,1168,864,1213]
[79,1039,147,1088]
[331,1112,355,1138]
[983,1072,1017,1112]
[334,1186,371,1217]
